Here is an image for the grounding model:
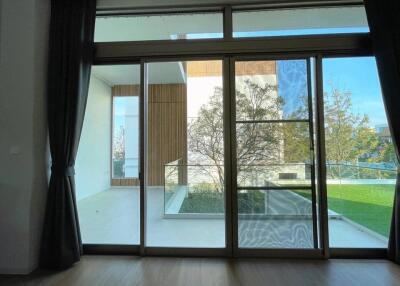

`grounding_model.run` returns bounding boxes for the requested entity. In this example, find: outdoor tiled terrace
[78,187,388,248]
